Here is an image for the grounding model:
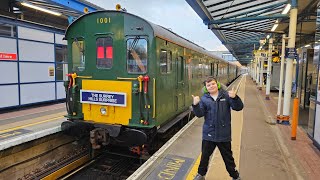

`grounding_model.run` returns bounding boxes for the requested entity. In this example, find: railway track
[3,106,194,180]
[44,124,183,179]
[63,151,143,180]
